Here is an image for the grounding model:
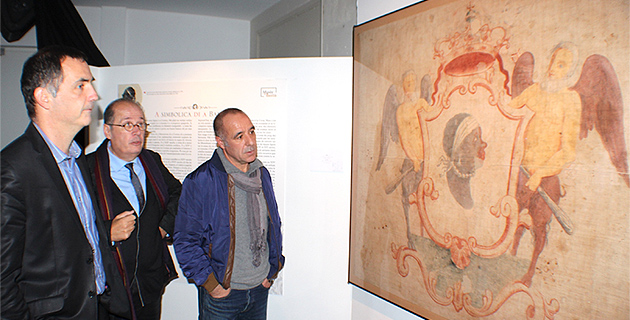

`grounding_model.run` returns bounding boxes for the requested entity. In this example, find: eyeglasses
[107,122,148,132]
